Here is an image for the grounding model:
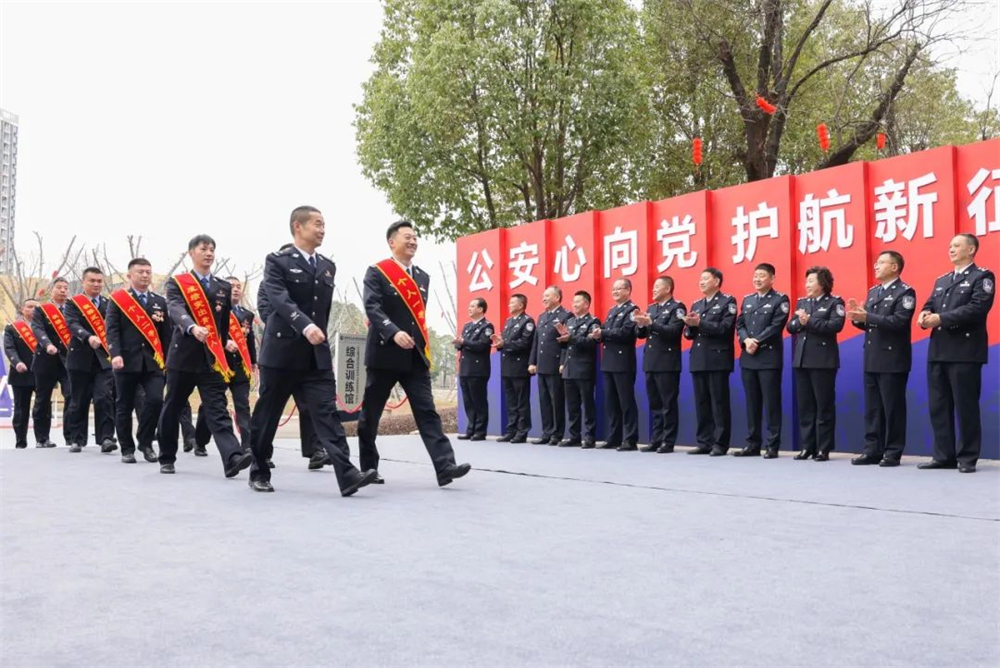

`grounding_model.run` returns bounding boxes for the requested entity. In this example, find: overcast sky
[1,0,997,333]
